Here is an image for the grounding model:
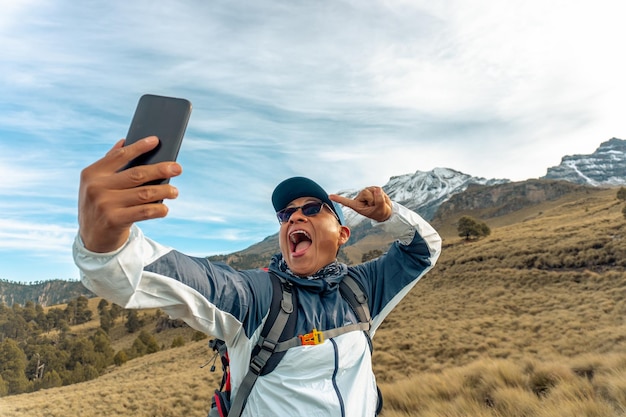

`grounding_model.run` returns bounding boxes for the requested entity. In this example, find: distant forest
[0,296,204,397]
